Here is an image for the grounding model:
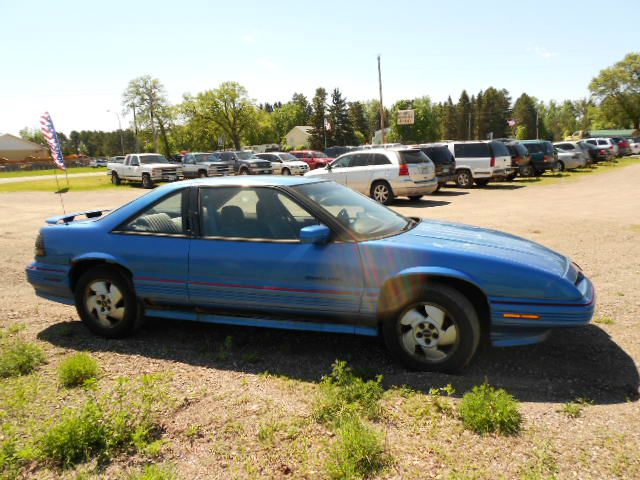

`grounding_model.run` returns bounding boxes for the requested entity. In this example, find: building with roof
[284,126,312,148]
[0,133,49,162]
